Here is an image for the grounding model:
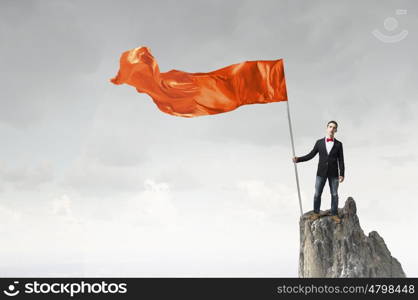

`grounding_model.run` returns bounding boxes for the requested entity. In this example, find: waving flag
[109,46,306,215]
[110,46,287,117]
